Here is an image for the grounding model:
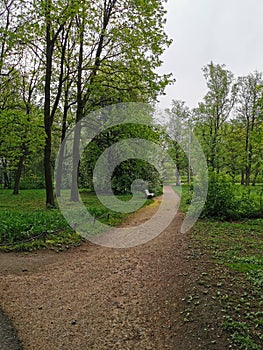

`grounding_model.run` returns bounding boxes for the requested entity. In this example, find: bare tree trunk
[44,129,55,207]
[245,144,252,186]
[175,149,180,186]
